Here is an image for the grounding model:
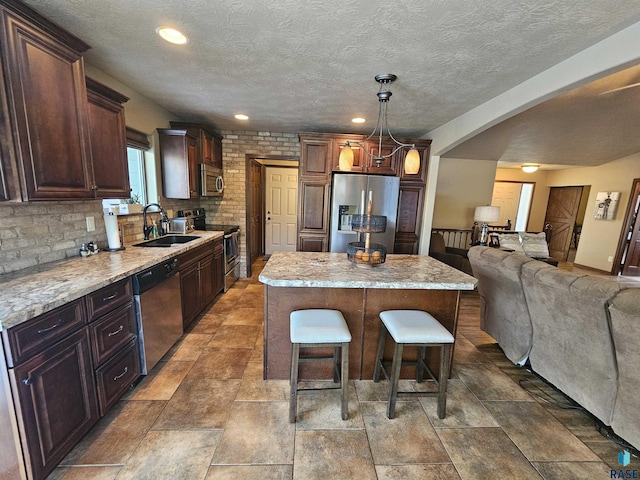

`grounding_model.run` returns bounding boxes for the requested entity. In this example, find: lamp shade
[474,206,500,223]
[338,144,354,171]
[404,148,420,175]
